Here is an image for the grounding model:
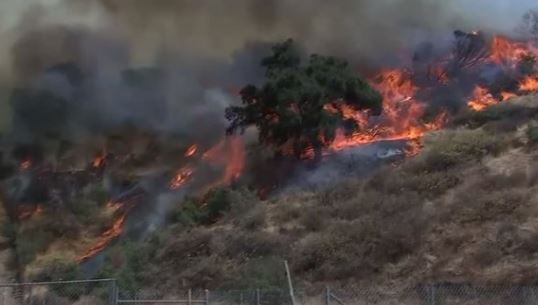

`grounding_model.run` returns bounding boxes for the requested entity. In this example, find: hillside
[80,93,538,294]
